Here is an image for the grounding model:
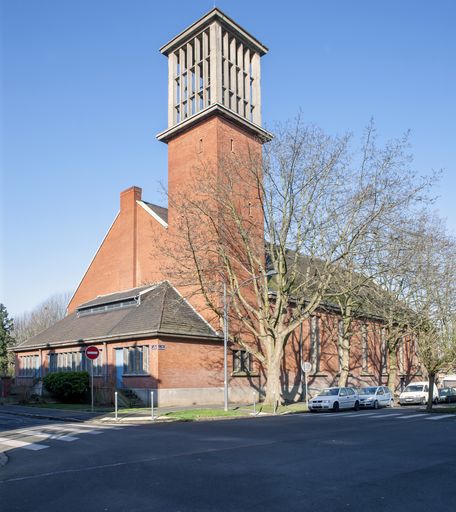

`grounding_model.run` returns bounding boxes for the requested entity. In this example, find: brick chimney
[120,186,142,211]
